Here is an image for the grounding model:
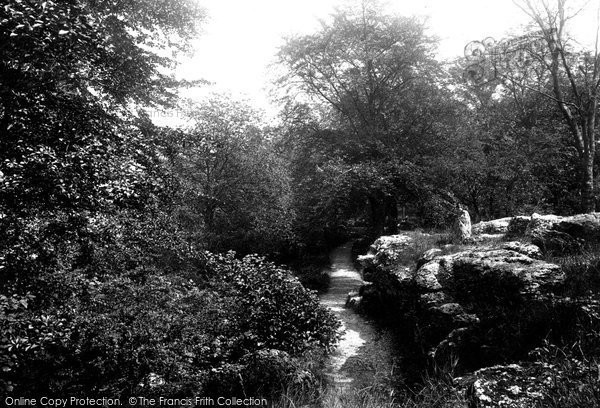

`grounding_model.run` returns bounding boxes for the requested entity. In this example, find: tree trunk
[580,116,596,213]
[581,151,595,213]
